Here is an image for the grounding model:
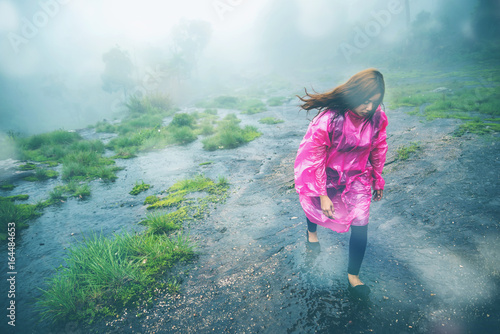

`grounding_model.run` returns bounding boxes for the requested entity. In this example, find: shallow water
[1,102,499,333]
